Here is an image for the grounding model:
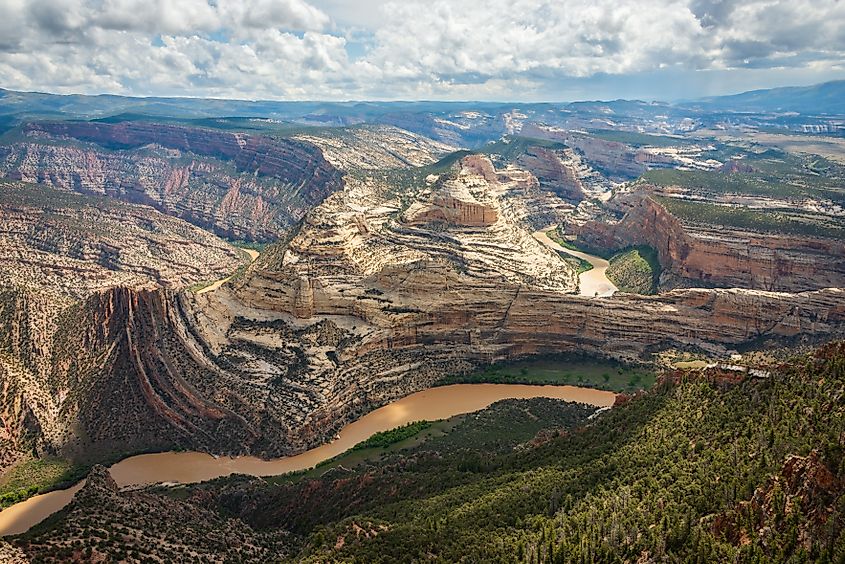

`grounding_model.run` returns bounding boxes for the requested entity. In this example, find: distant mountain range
[1,80,843,123]
[684,80,845,115]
